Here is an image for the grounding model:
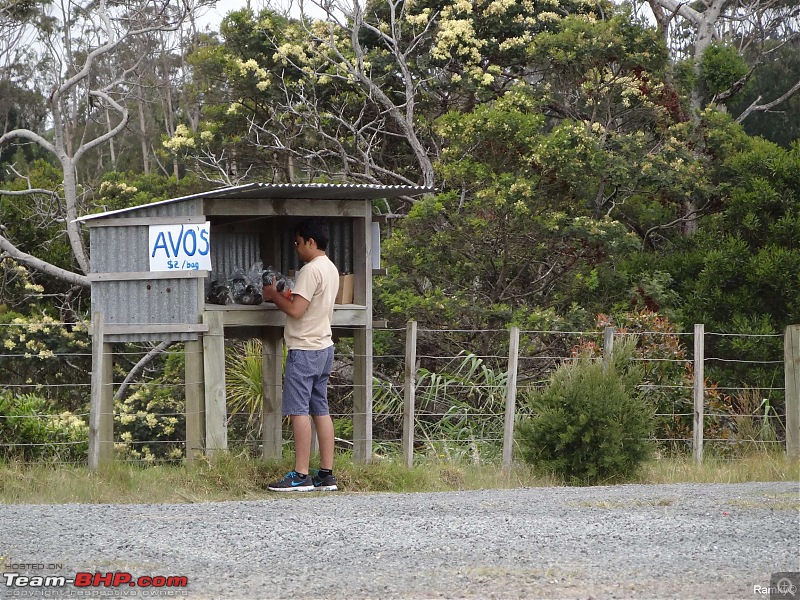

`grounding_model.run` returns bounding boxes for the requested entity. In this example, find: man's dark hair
[295,218,329,250]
